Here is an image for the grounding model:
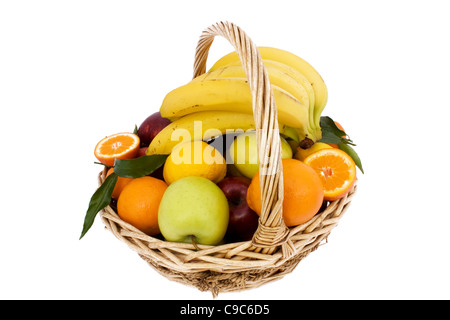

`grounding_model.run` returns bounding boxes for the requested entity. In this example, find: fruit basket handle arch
[193,21,294,257]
